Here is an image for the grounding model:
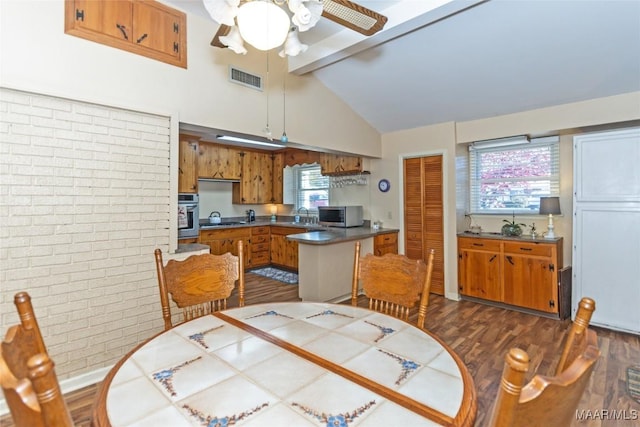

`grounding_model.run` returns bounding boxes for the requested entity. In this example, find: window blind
[469,136,560,213]
[294,165,330,211]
